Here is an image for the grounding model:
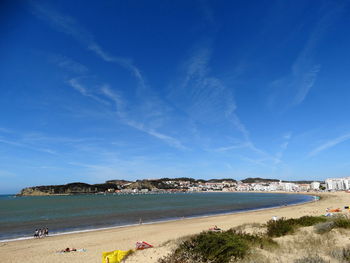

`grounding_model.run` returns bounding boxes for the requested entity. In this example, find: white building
[278,182,297,192]
[267,183,278,191]
[310,182,320,190]
[325,177,350,191]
